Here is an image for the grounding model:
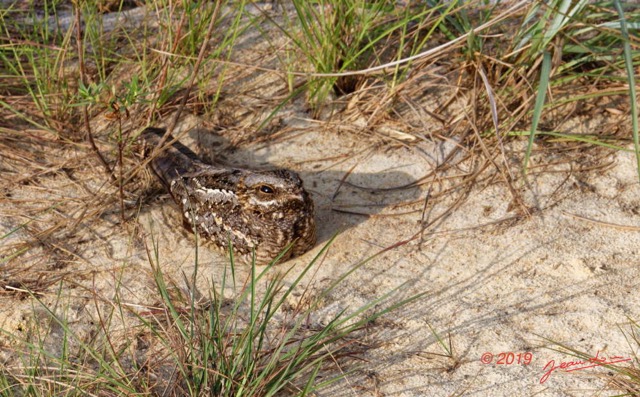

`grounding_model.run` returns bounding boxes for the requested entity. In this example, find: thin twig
[73,0,115,182]
[117,117,125,221]
[162,0,223,144]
